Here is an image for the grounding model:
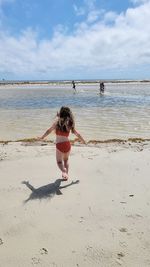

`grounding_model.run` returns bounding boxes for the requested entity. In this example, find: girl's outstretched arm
[73,129,87,144]
[37,121,56,140]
